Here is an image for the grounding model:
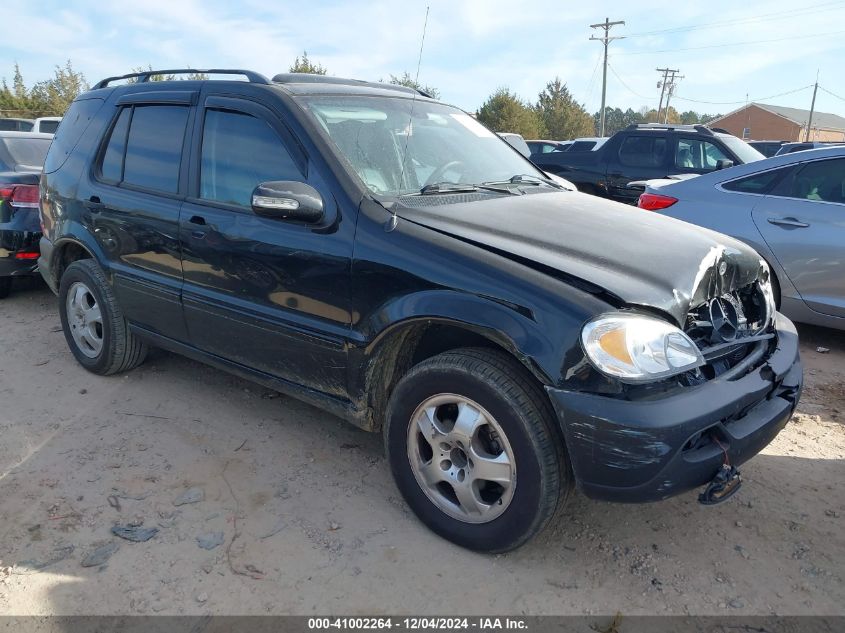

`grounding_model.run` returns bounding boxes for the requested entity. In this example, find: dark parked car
[0,131,53,298]
[39,69,802,552]
[748,140,787,158]
[775,141,845,156]
[535,123,765,203]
